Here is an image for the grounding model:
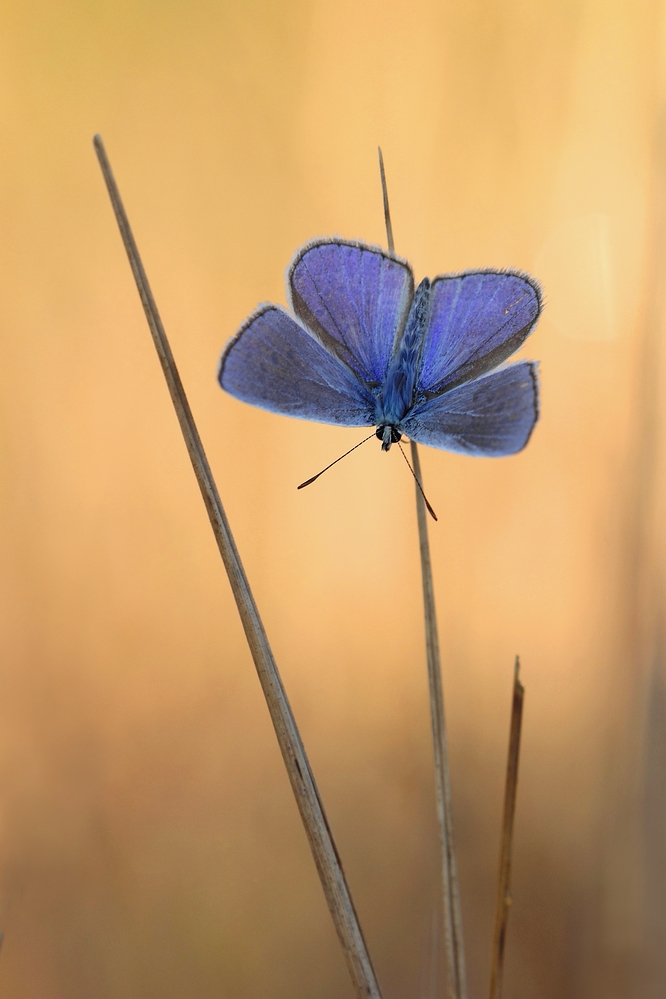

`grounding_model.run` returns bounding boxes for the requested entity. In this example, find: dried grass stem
[93,134,383,999]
